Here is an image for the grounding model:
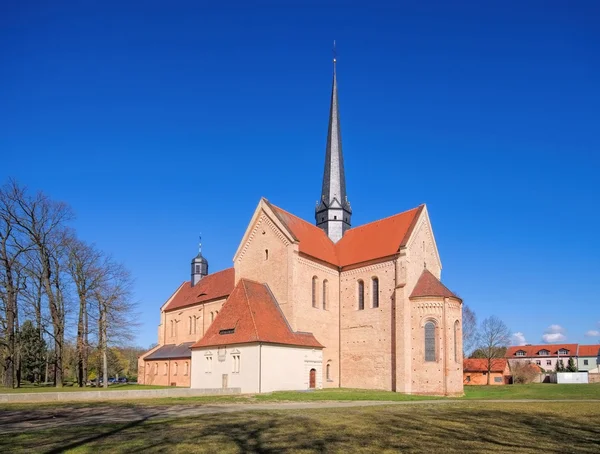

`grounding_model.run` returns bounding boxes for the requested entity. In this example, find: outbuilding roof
[192,278,323,349]
[144,342,195,360]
